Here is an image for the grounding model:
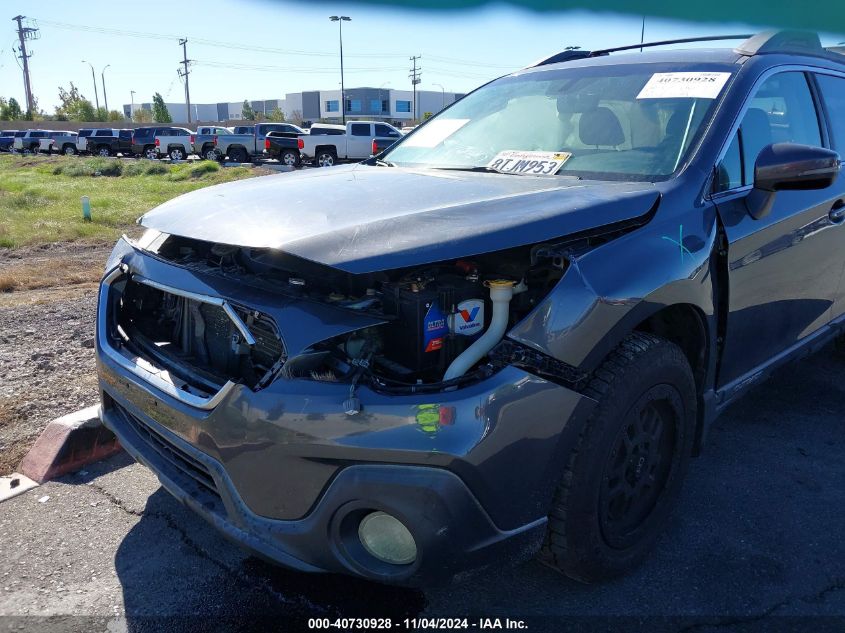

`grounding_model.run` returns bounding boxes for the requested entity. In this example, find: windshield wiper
[430,166,501,173]
[373,159,396,167]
